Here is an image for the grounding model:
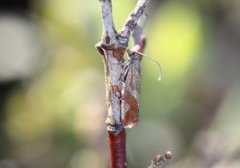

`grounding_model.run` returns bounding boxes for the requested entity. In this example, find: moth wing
[122,60,141,128]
